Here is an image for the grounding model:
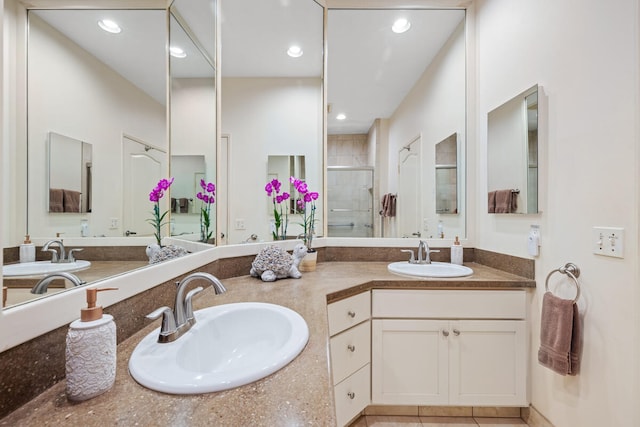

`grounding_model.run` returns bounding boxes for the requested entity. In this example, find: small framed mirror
[267,155,306,214]
[487,85,539,214]
[48,132,92,213]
